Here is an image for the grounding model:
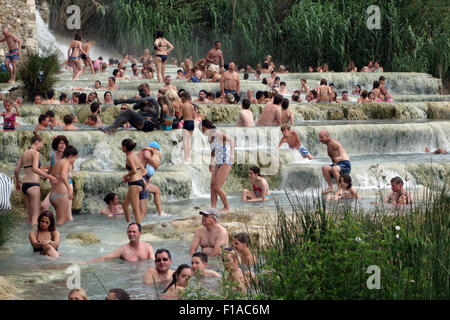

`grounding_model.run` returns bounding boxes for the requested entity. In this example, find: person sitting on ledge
[29,211,60,258]
[241,166,271,202]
